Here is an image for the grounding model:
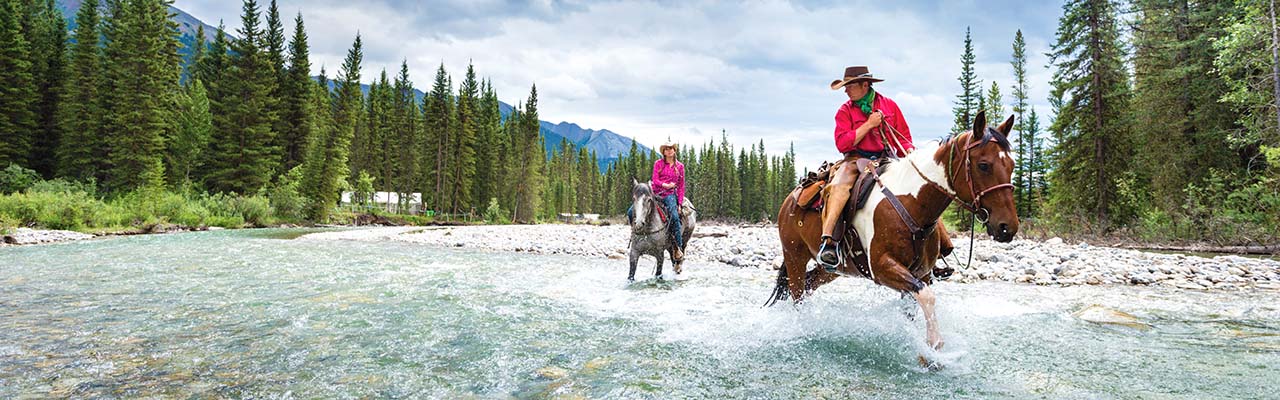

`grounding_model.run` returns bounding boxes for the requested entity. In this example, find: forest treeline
[0,0,797,229]
[947,0,1279,244]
